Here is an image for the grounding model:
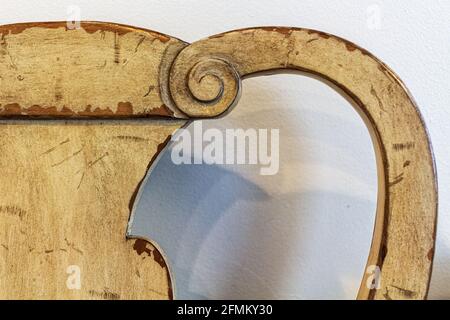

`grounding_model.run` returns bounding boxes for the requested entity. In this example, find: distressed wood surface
[170,27,437,300]
[0,22,187,118]
[0,120,185,299]
[0,23,437,300]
